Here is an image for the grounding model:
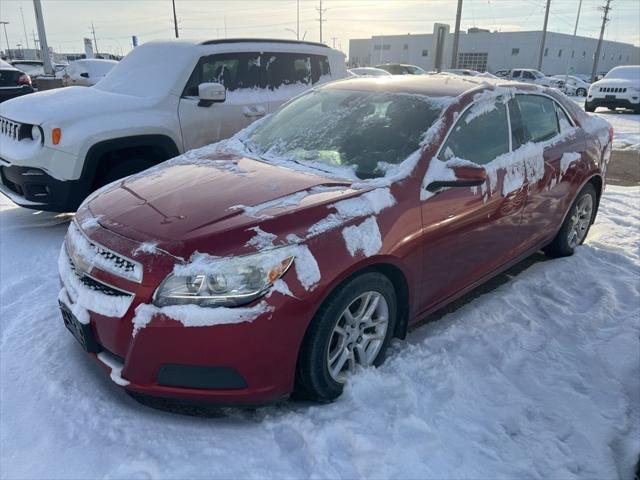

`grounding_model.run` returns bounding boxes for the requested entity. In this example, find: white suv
[0,39,347,211]
[585,65,640,113]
